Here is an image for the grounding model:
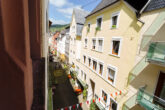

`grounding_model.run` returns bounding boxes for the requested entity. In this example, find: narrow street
[50,60,82,110]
